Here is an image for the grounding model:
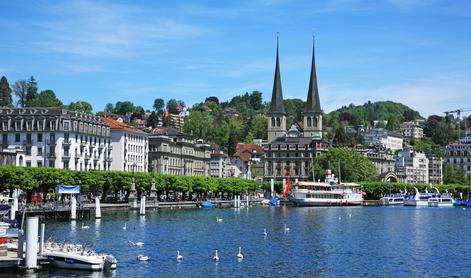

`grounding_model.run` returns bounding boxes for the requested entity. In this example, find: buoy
[177,250,183,262]
[213,250,219,261]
